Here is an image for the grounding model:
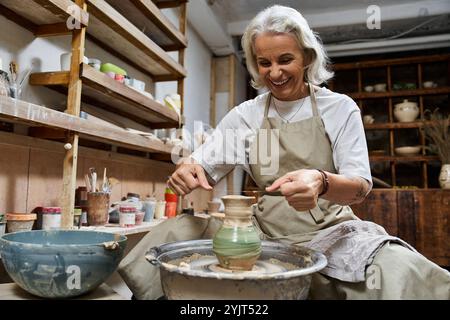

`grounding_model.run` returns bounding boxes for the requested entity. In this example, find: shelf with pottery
[85,0,186,81]
[369,155,439,163]
[0,0,89,33]
[347,86,450,100]
[104,0,187,52]
[0,96,184,155]
[29,63,180,128]
[331,53,450,189]
[364,120,439,130]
